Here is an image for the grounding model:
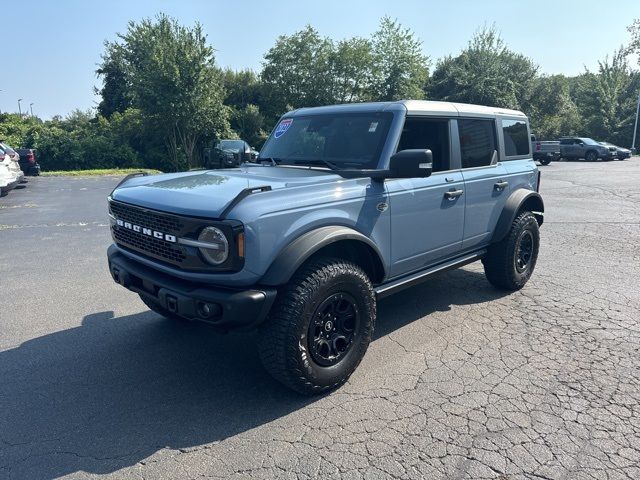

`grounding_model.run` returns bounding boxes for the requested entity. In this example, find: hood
[111,166,341,218]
